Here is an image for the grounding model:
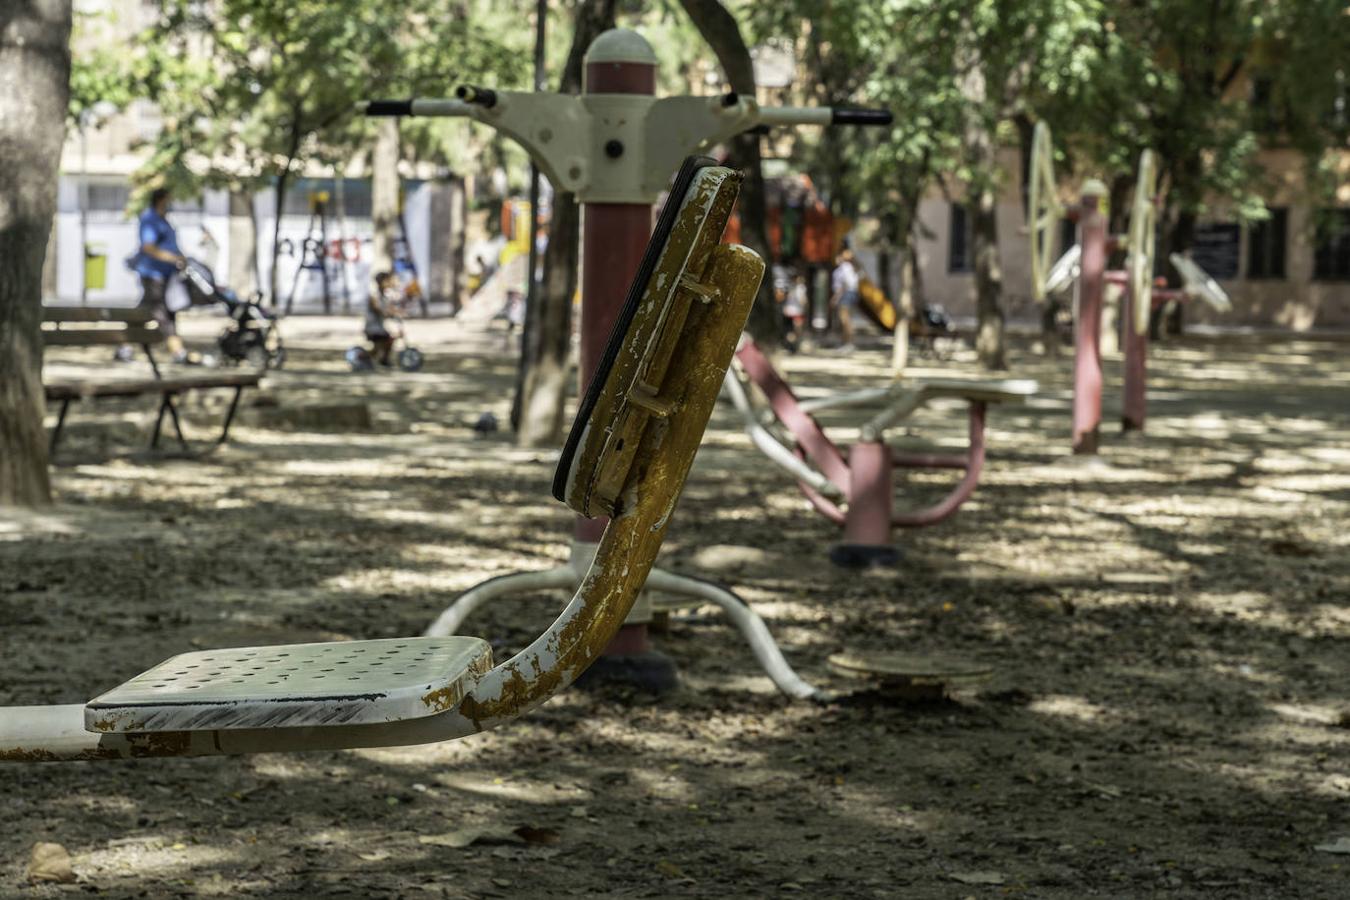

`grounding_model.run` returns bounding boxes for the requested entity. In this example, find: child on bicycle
[365,271,399,366]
